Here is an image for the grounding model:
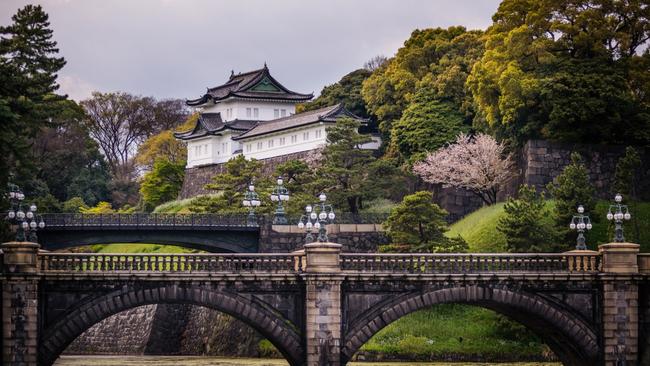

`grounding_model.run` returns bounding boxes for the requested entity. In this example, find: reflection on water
[54,355,561,366]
